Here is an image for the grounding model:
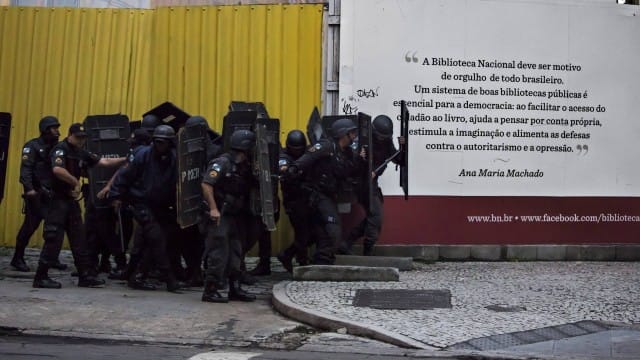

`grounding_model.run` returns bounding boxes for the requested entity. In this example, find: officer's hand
[70,183,82,201]
[24,190,38,198]
[359,147,367,159]
[97,186,110,199]
[209,208,221,225]
[398,136,406,146]
[112,199,122,210]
